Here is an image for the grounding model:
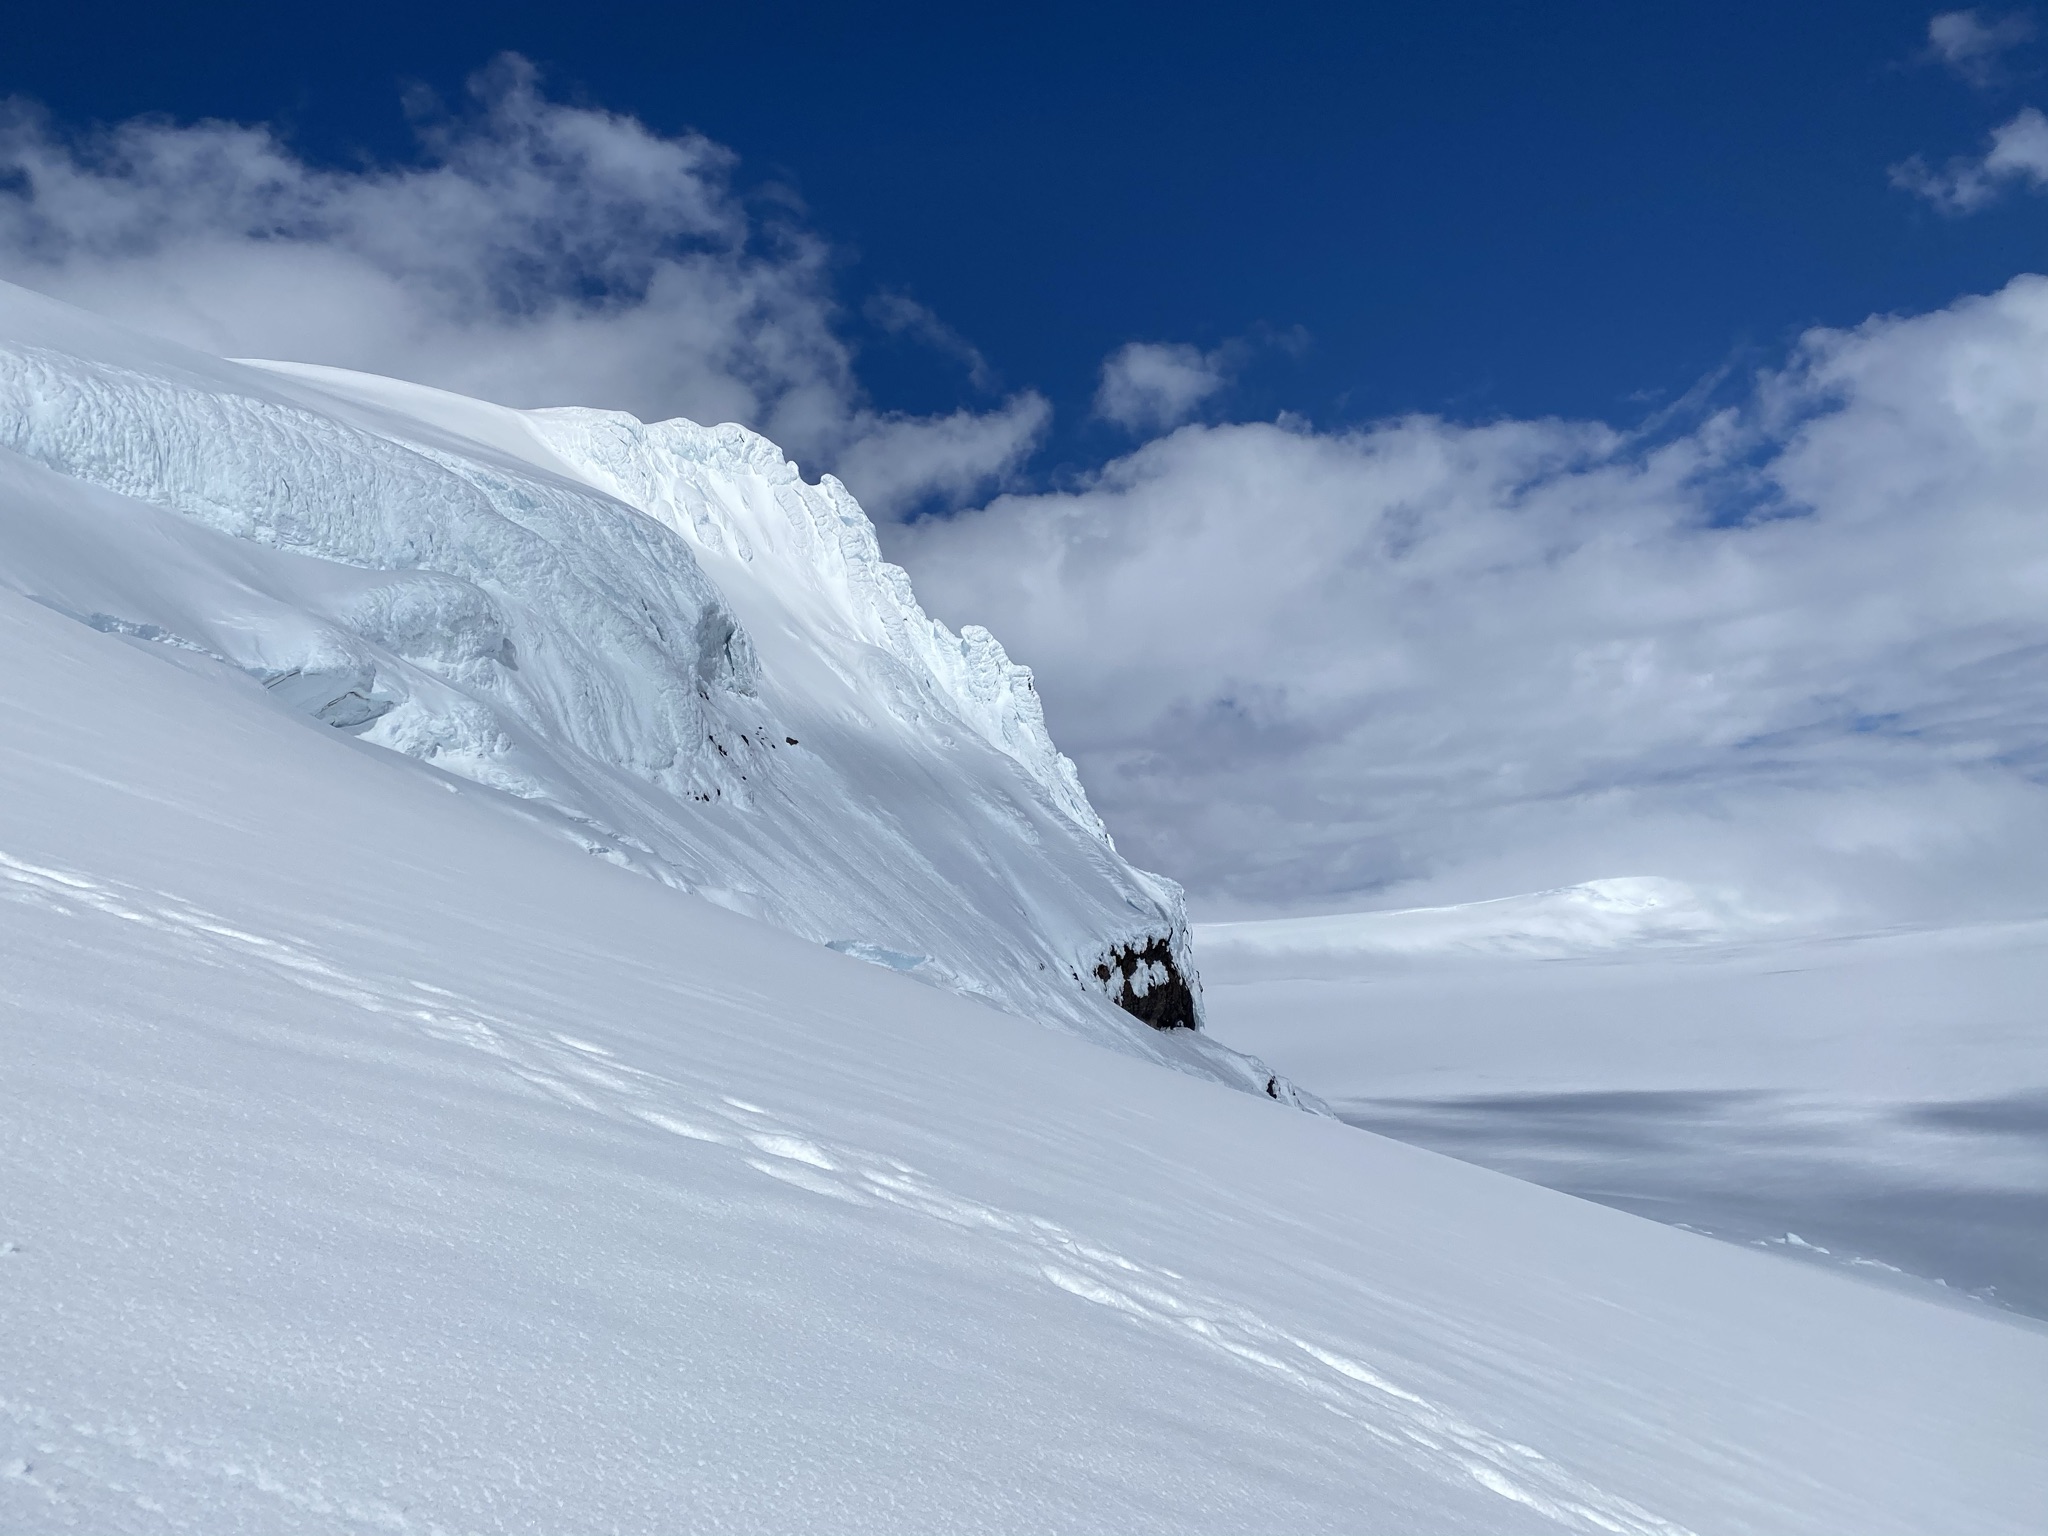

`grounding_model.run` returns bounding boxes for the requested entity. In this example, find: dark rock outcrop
[1093,936,1199,1031]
